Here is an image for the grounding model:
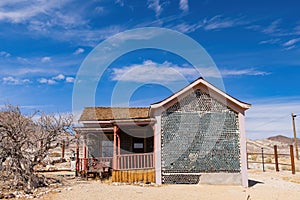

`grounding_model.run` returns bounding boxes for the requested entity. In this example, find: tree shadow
[248,179,264,187]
